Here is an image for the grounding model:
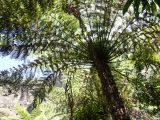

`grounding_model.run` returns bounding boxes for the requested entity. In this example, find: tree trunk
[88,45,130,120]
